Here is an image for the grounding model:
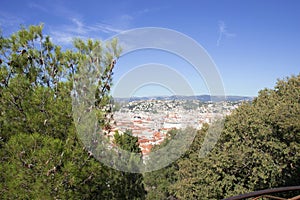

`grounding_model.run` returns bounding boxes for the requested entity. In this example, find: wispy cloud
[28,2,49,13]
[50,30,80,45]
[92,23,124,34]
[49,18,126,45]
[28,1,80,19]
[70,18,88,35]
[0,11,24,27]
[101,14,133,33]
[49,18,92,45]
[136,8,152,15]
[134,6,168,15]
[26,1,133,45]
[217,21,236,46]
